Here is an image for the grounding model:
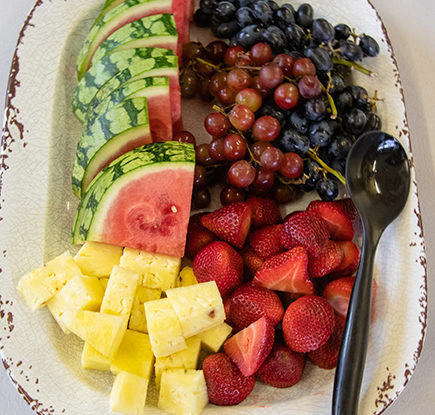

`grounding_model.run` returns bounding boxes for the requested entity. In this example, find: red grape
[224,45,246,66]
[227,160,256,188]
[272,183,295,204]
[235,54,252,67]
[223,134,247,161]
[220,186,247,205]
[274,83,299,109]
[198,79,214,102]
[194,165,207,188]
[227,68,252,92]
[260,147,284,172]
[252,167,275,193]
[252,116,281,141]
[252,76,271,97]
[209,72,227,97]
[258,64,284,90]
[204,112,230,137]
[235,88,262,112]
[173,130,196,146]
[195,143,214,166]
[217,86,237,106]
[292,58,316,78]
[279,152,304,178]
[196,60,215,77]
[251,141,272,160]
[272,53,295,76]
[182,41,206,61]
[209,138,226,161]
[250,42,273,65]
[229,104,255,131]
[298,75,322,99]
[206,40,228,64]
[193,188,211,208]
